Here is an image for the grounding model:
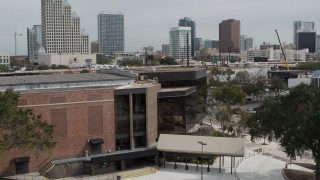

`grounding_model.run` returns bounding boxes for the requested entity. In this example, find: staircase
[39,161,55,176]
[119,167,160,179]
